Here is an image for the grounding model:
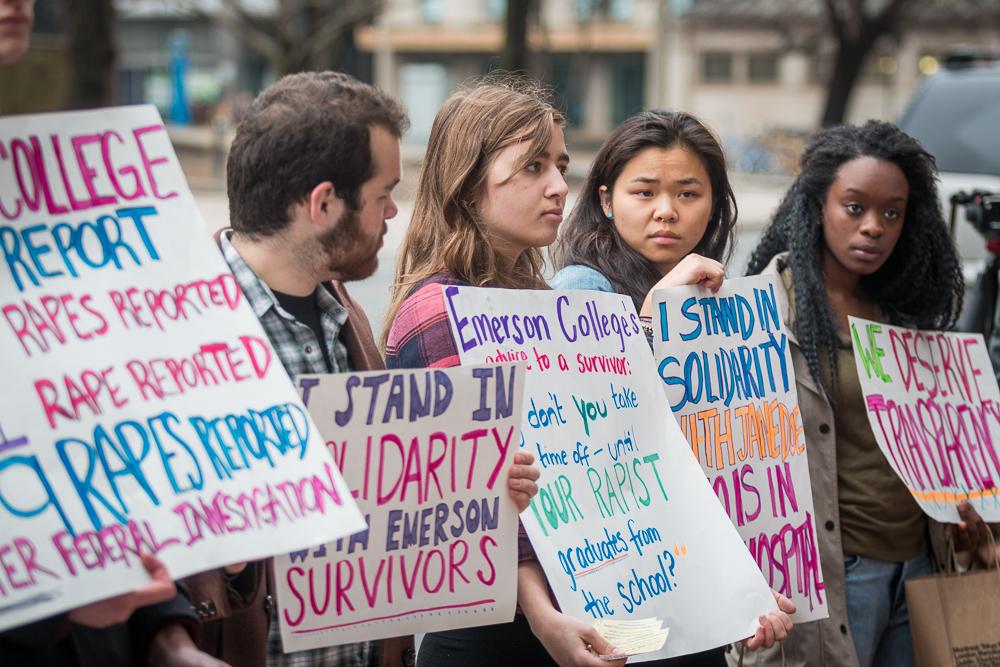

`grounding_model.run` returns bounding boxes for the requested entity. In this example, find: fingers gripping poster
[0,106,364,630]
[849,316,1000,522]
[652,276,827,623]
[444,286,776,660]
[273,365,525,650]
